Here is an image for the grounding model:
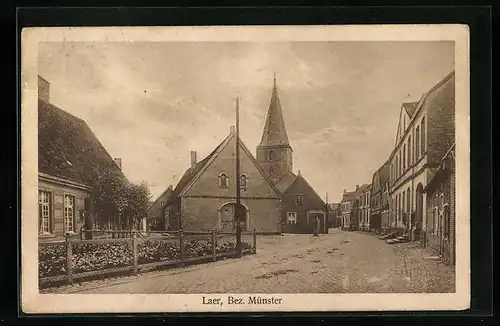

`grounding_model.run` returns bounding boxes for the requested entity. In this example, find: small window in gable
[295,194,304,206]
[240,173,247,190]
[218,173,228,188]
